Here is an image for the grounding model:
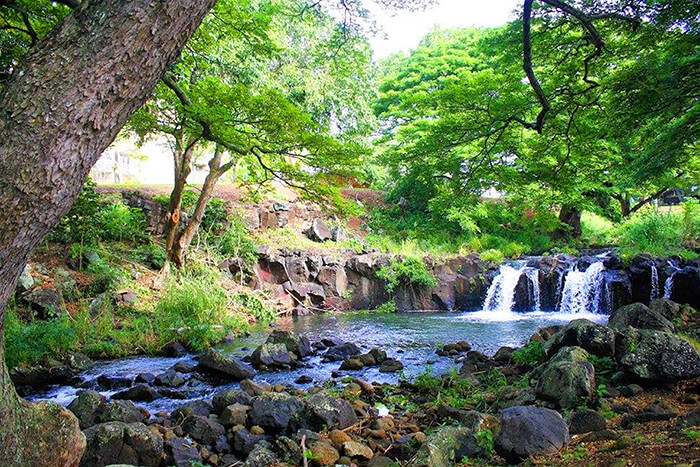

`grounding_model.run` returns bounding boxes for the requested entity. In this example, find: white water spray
[650,263,659,300]
[663,260,680,300]
[524,268,541,312]
[483,264,524,315]
[558,262,606,314]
